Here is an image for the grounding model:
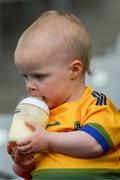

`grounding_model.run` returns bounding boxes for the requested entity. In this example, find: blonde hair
[20,10,91,74]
